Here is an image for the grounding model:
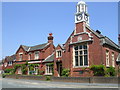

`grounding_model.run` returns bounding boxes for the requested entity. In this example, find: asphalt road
[1,77,119,90]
